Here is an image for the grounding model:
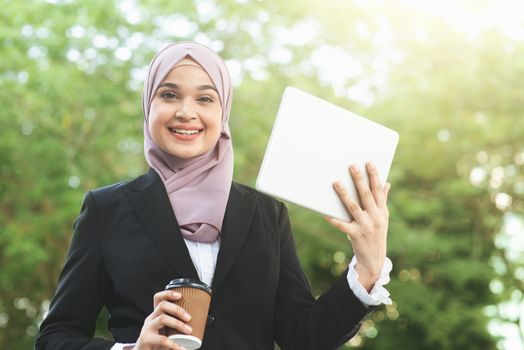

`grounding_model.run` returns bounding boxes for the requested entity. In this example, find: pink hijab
[142,42,233,243]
